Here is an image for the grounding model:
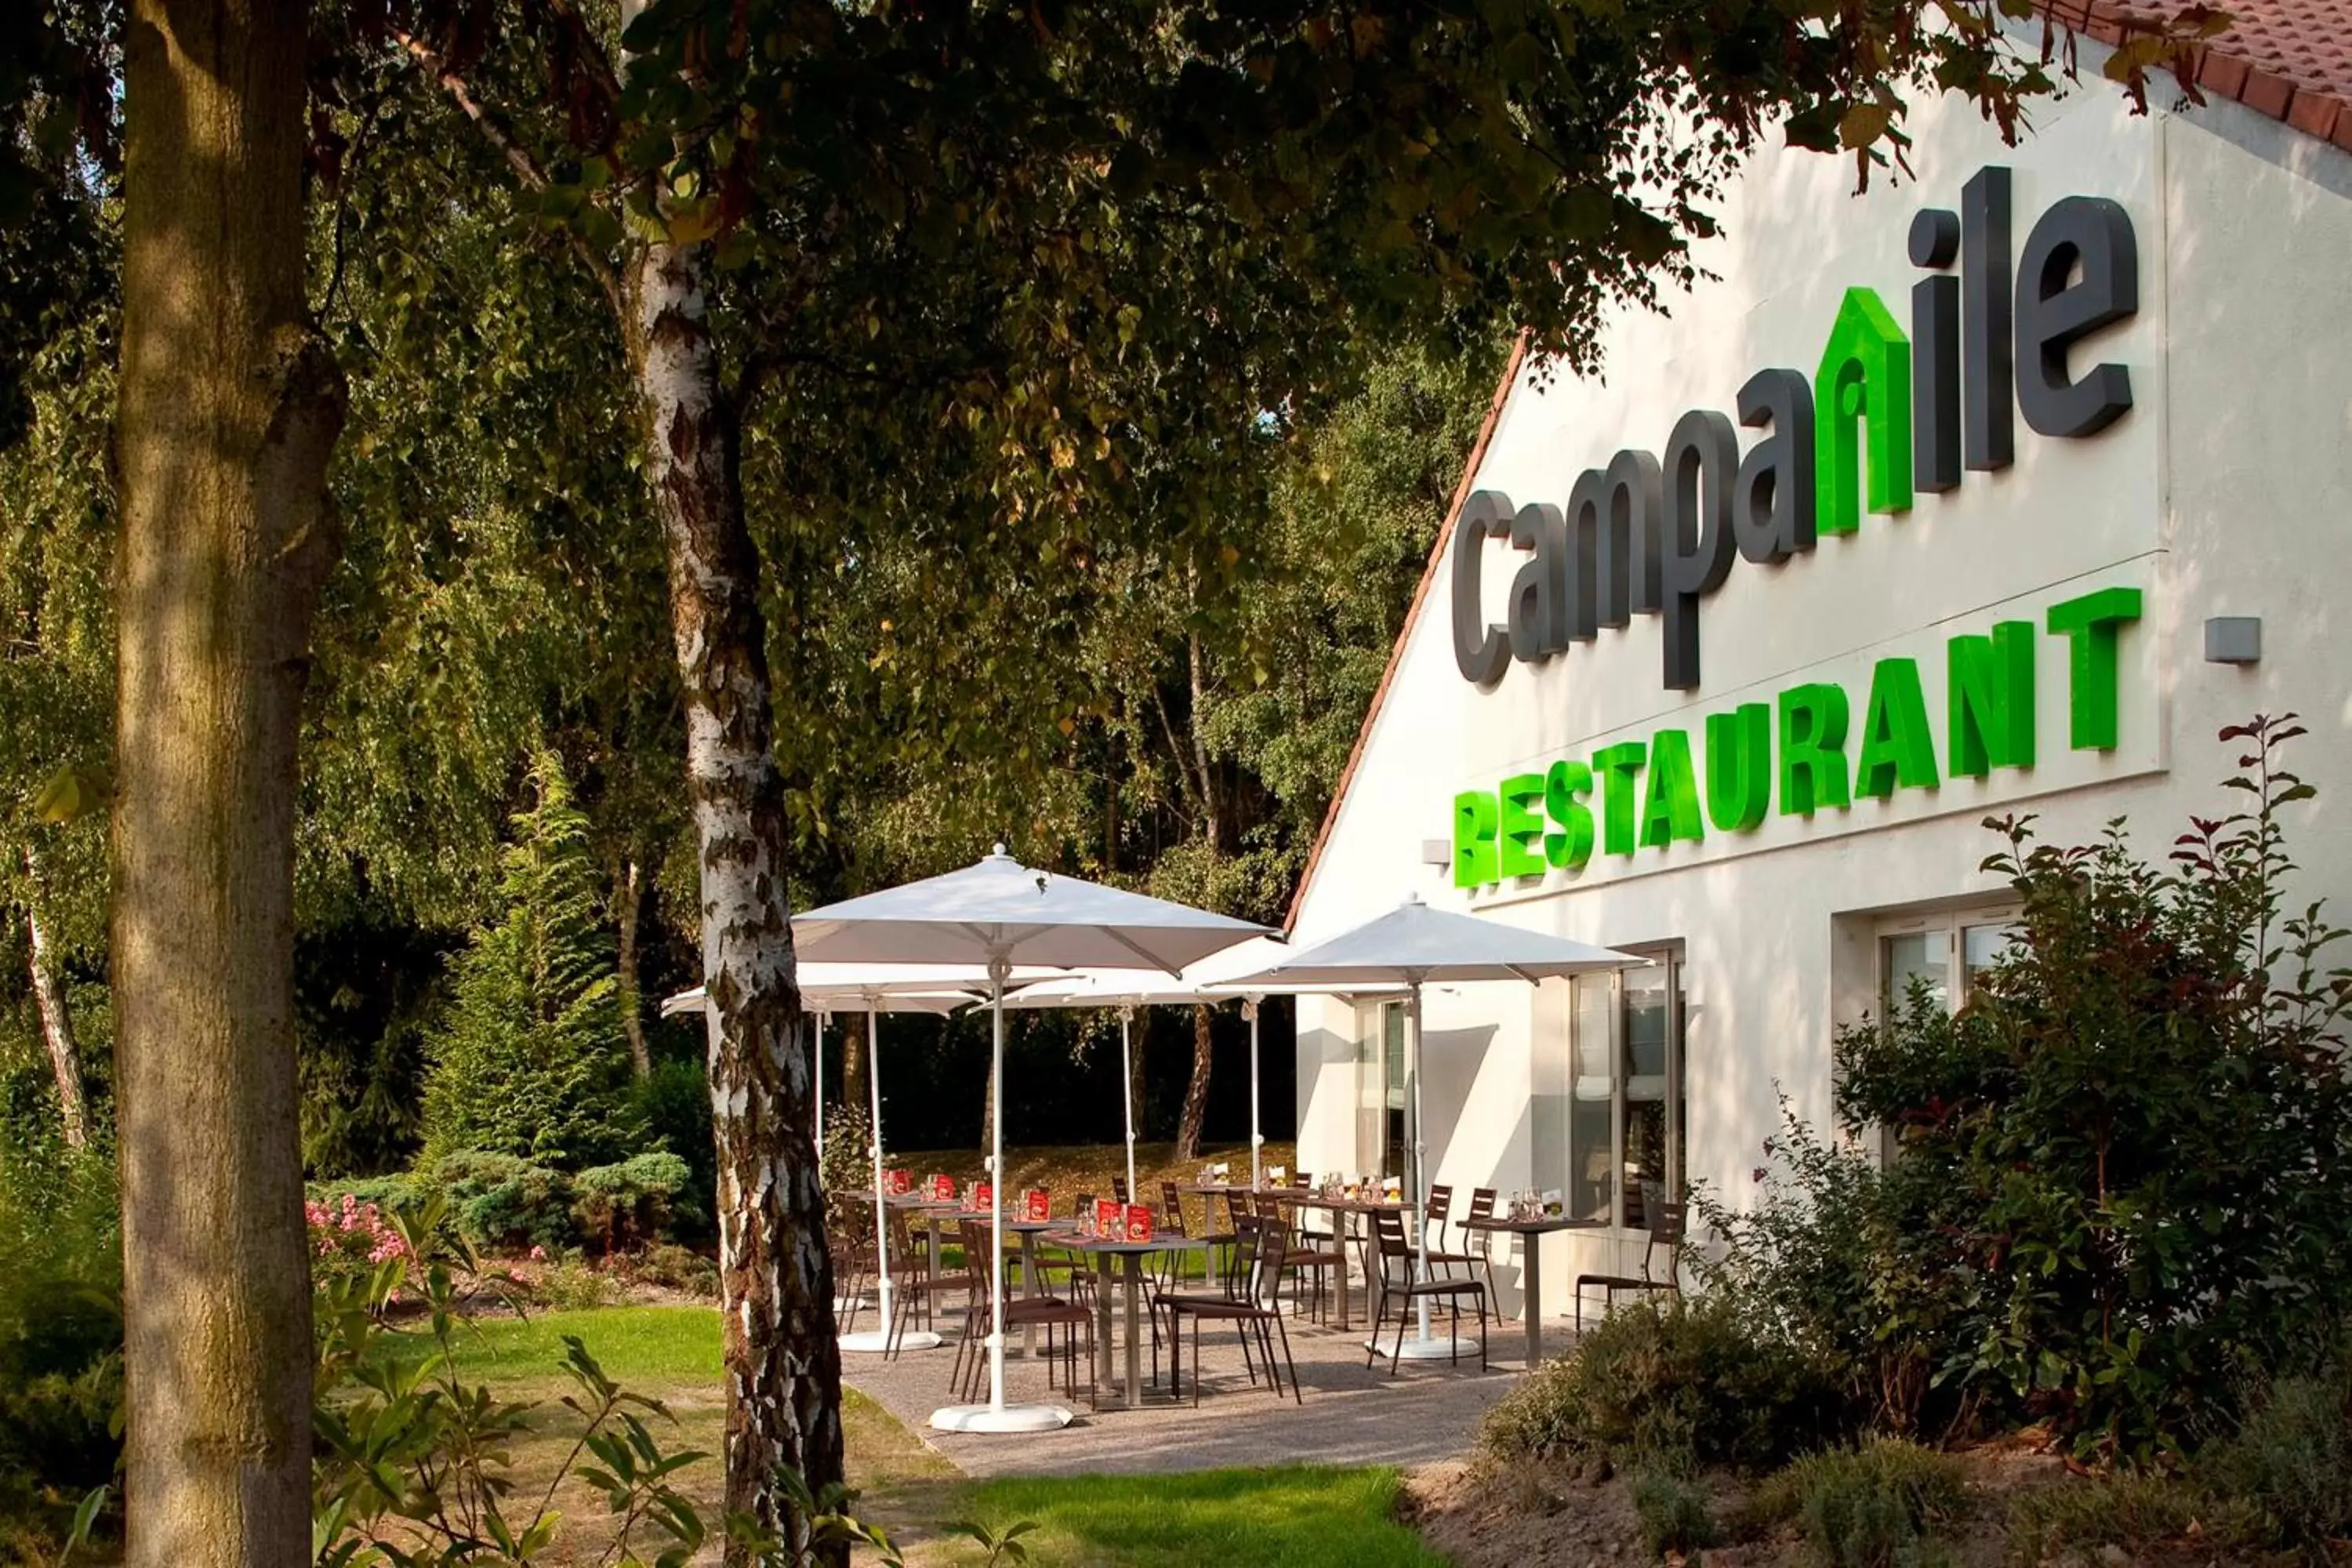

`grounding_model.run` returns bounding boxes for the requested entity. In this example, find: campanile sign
[1443,162,2158,896]
[1451,166,2139,696]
